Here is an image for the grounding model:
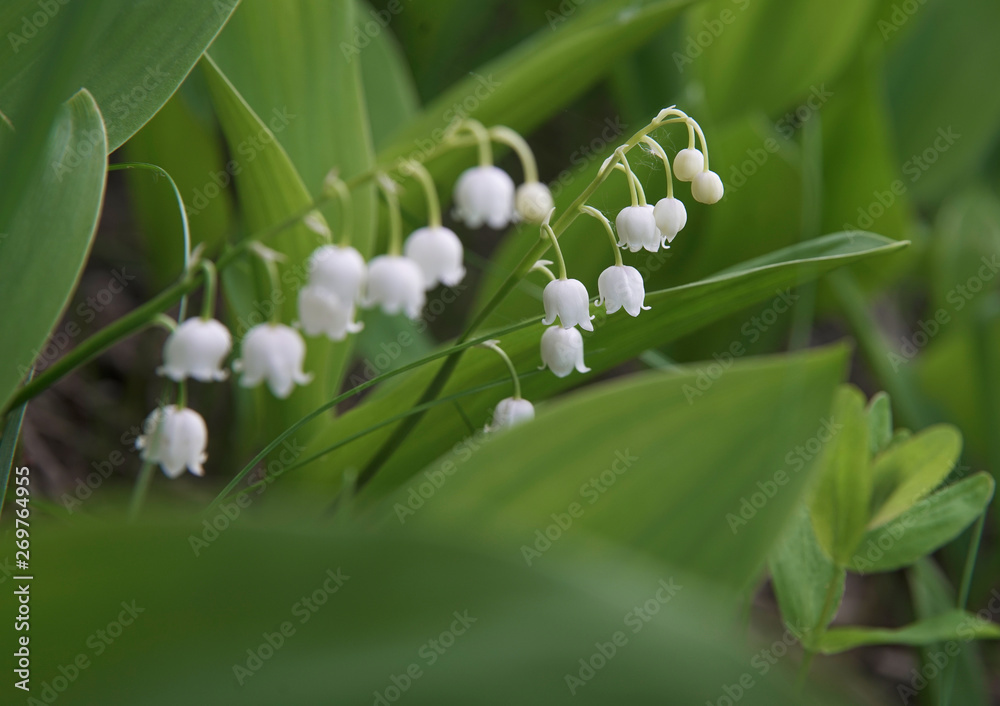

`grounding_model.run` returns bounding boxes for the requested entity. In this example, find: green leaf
[200,55,334,445]
[357,0,420,148]
[809,385,871,566]
[868,425,962,528]
[817,610,1000,655]
[886,0,1000,201]
[769,509,845,650]
[16,519,849,705]
[0,90,107,412]
[283,233,905,509]
[0,0,240,151]
[849,473,995,574]
[389,346,848,592]
[209,0,376,204]
[689,0,875,122]
[866,391,893,456]
[909,558,991,706]
[820,47,913,287]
